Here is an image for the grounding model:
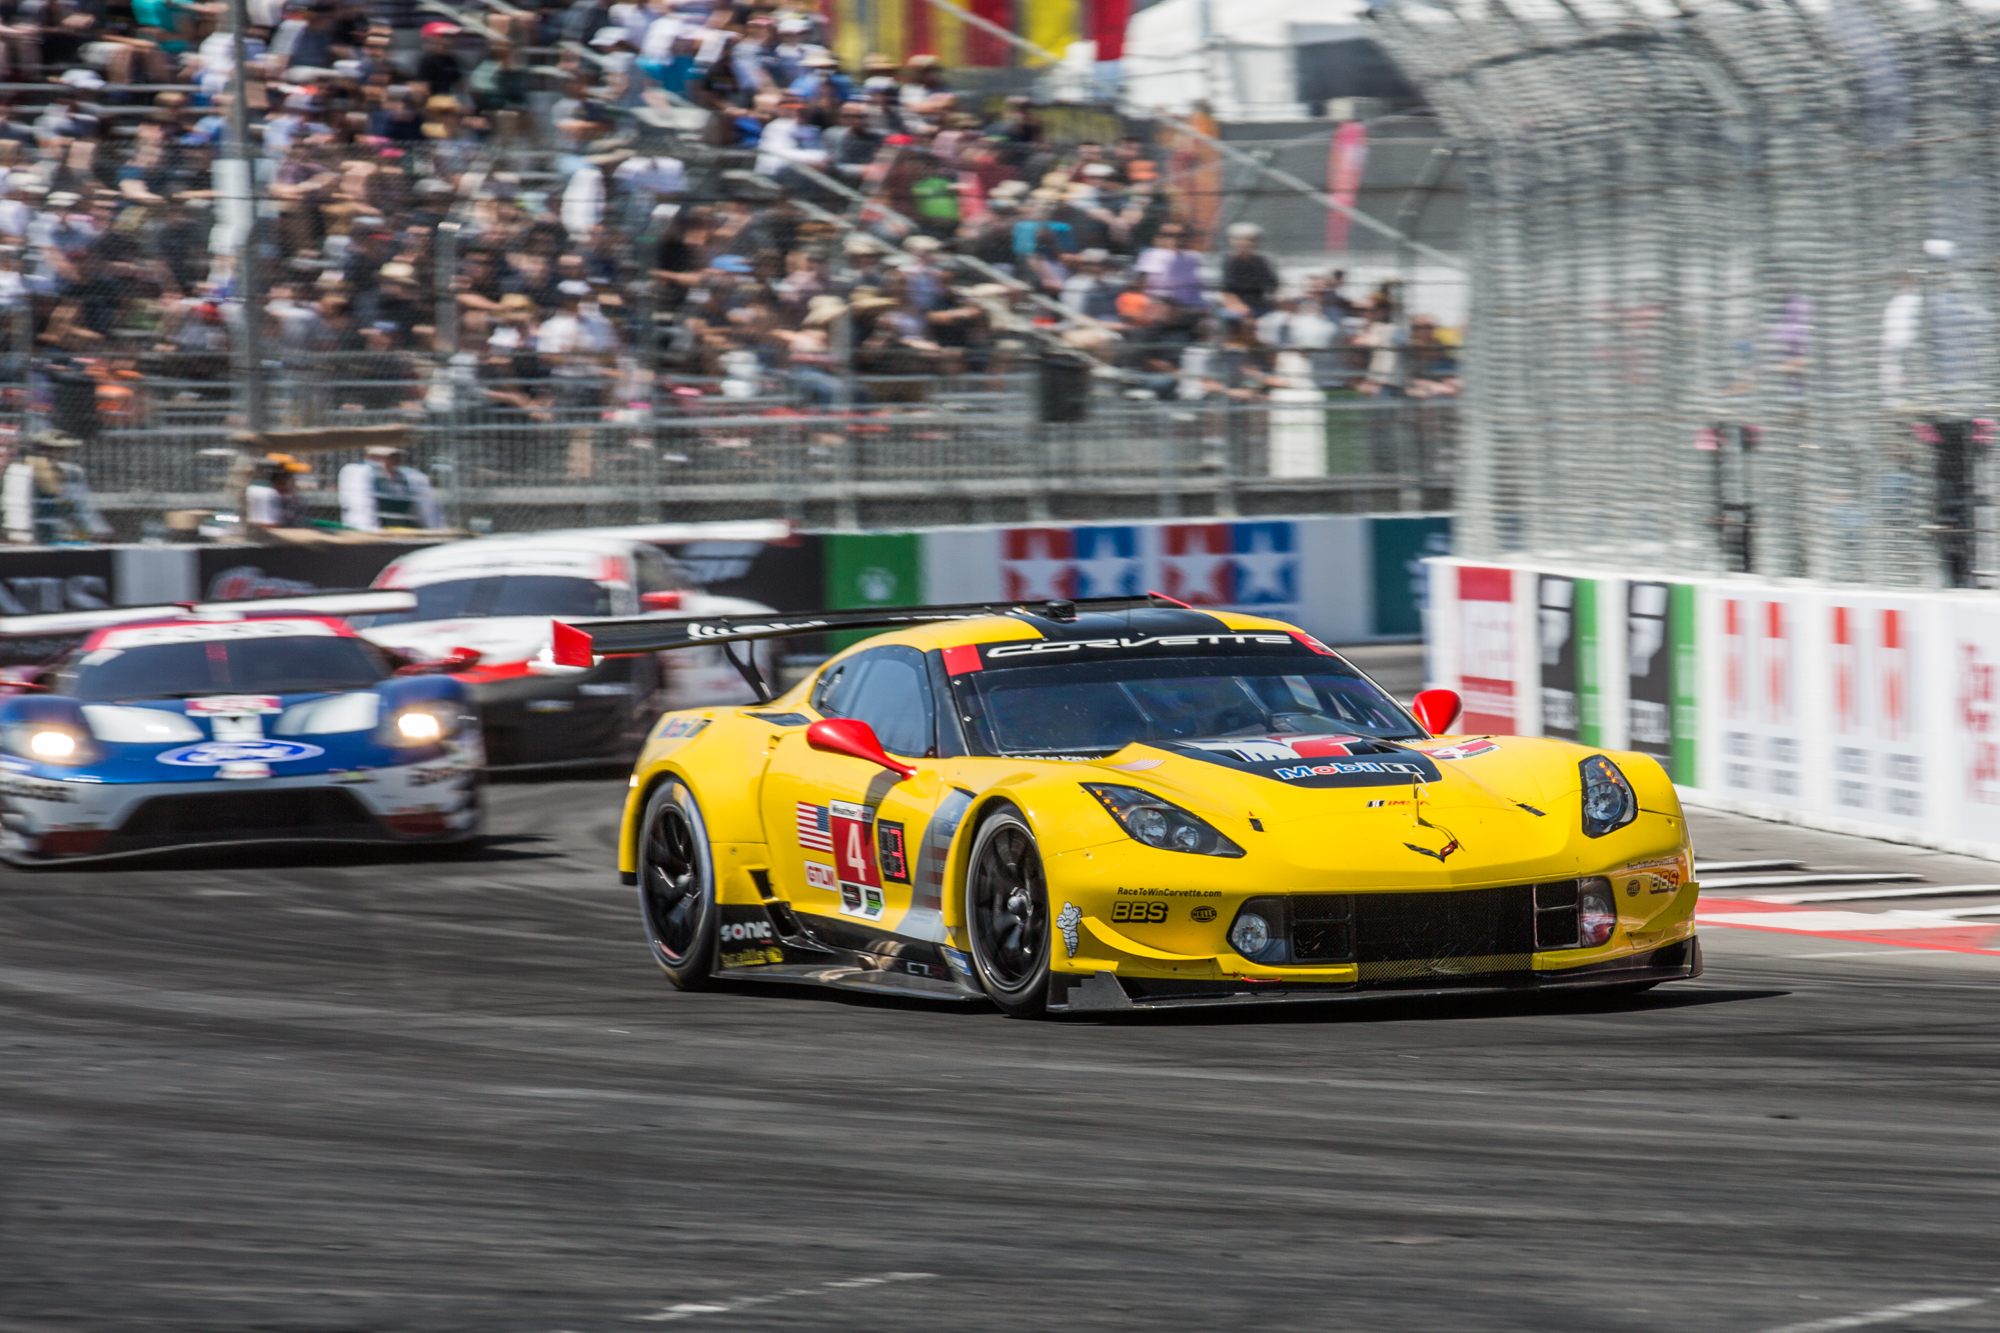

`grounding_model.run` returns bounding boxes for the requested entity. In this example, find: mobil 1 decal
[830,799,885,921]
